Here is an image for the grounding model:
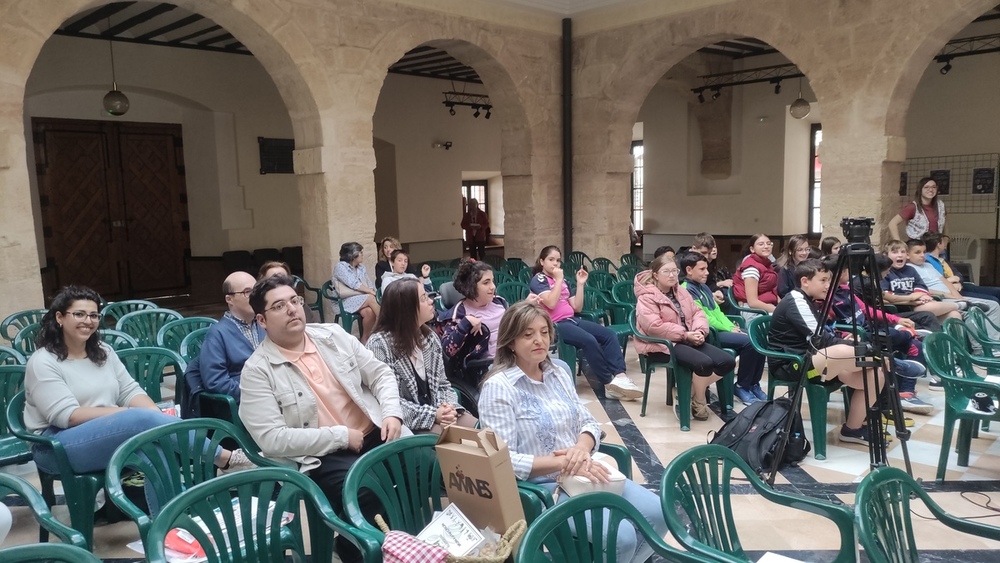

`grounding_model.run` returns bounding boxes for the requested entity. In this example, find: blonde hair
[483,301,554,383]
[379,237,402,261]
[882,239,906,253]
